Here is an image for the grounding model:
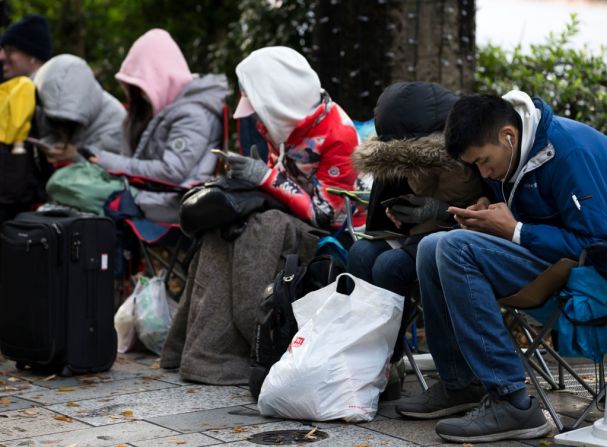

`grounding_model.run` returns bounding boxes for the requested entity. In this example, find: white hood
[235,46,321,147]
[502,90,541,183]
